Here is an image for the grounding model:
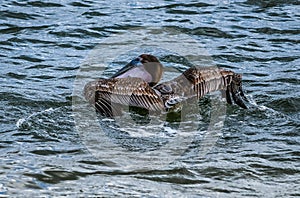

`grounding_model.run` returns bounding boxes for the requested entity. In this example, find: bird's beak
[111,57,143,78]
